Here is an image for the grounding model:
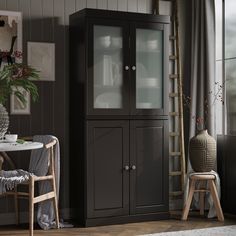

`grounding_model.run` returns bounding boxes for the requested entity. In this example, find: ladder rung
[194,189,210,193]
[169,93,179,97]
[169,74,178,79]
[169,55,178,60]
[169,112,178,116]
[169,171,182,176]
[169,35,176,40]
[169,132,179,137]
[170,152,181,156]
[169,191,183,197]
